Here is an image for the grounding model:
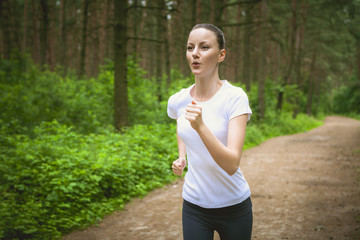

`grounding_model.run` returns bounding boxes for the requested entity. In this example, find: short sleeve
[228,89,252,121]
[167,94,178,119]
